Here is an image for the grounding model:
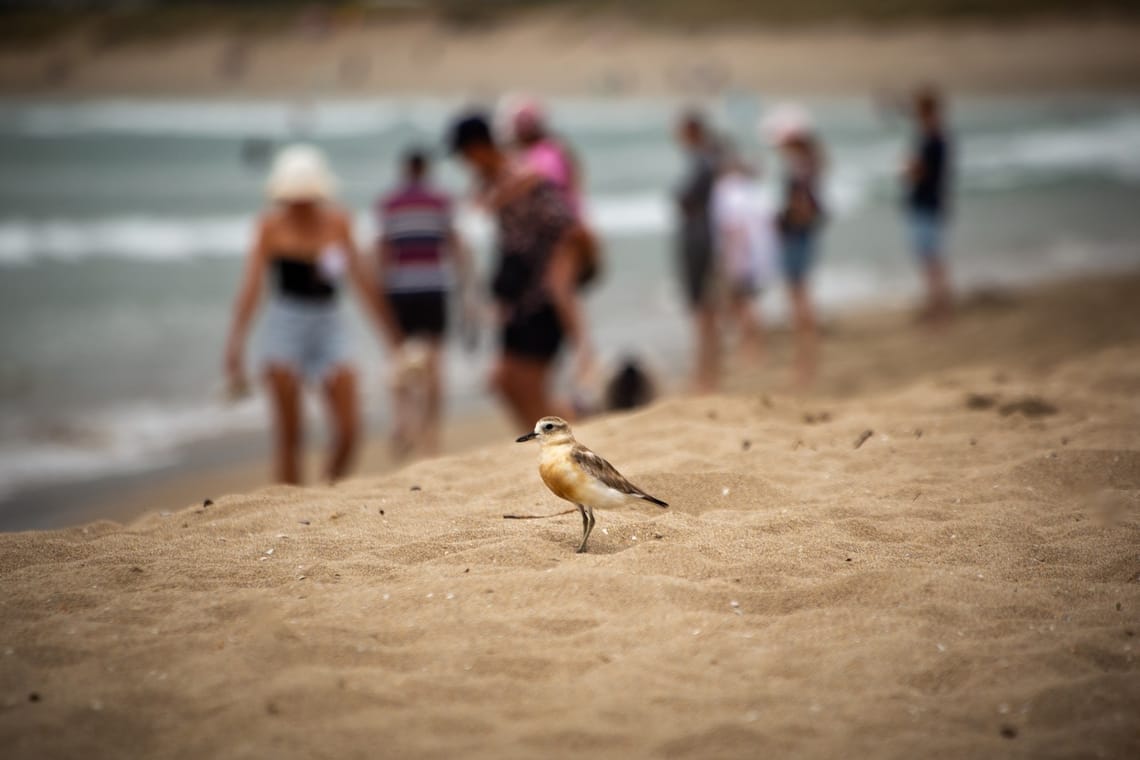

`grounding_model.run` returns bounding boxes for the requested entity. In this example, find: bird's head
[516,416,573,445]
